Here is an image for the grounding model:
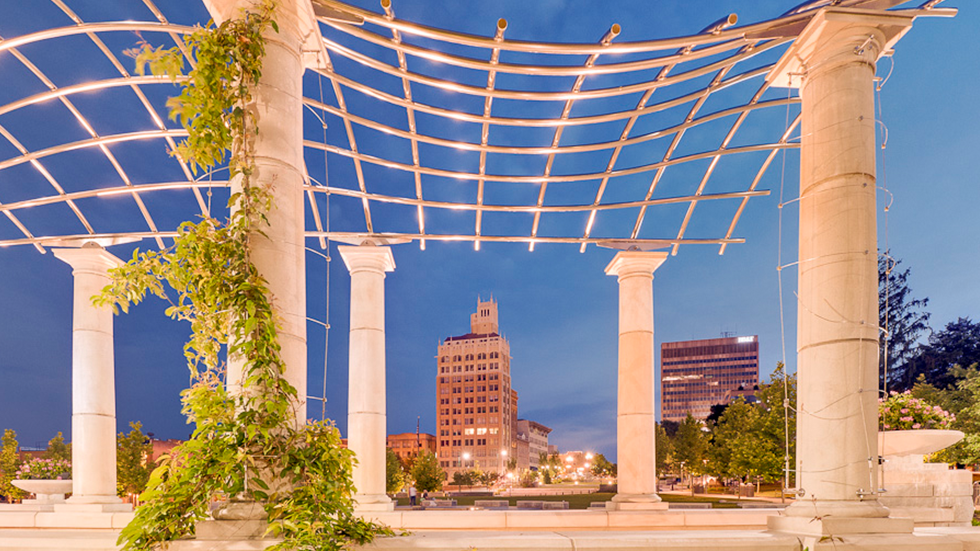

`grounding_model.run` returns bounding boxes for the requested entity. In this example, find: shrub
[15,458,71,480]
[879,391,954,430]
